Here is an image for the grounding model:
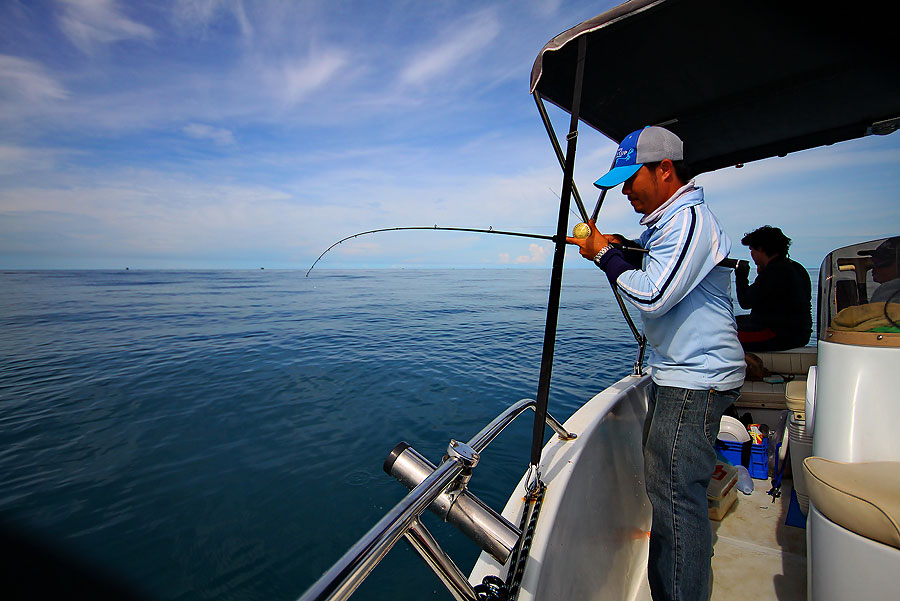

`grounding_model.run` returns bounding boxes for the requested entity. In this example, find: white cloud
[182,123,236,145]
[514,243,547,264]
[57,0,154,53]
